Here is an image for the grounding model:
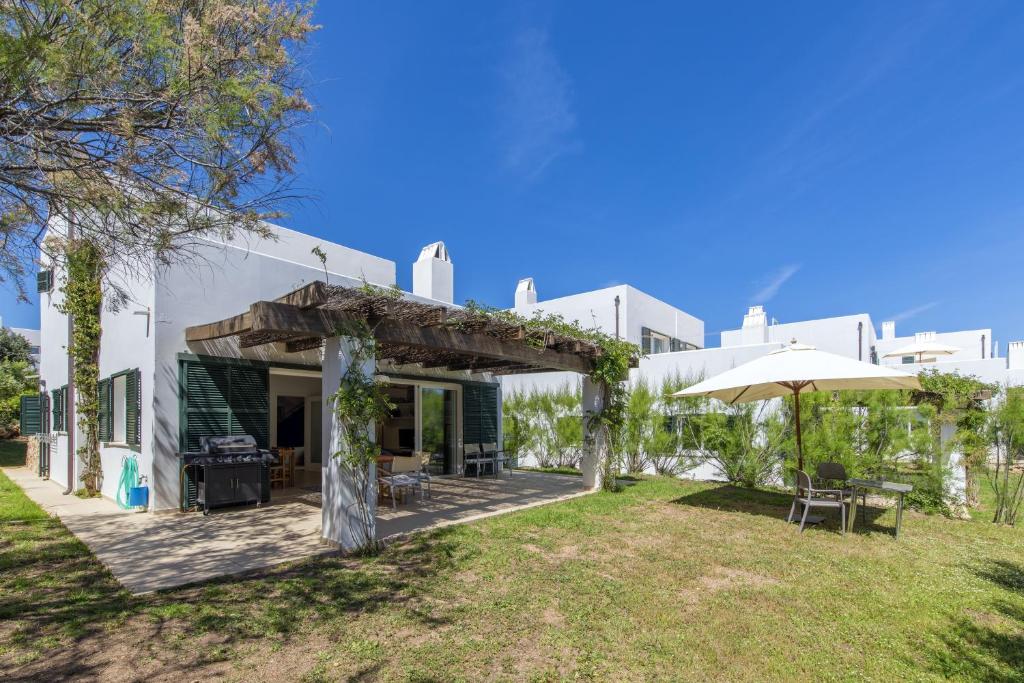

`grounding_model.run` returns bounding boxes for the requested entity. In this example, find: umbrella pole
[793,388,804,472]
